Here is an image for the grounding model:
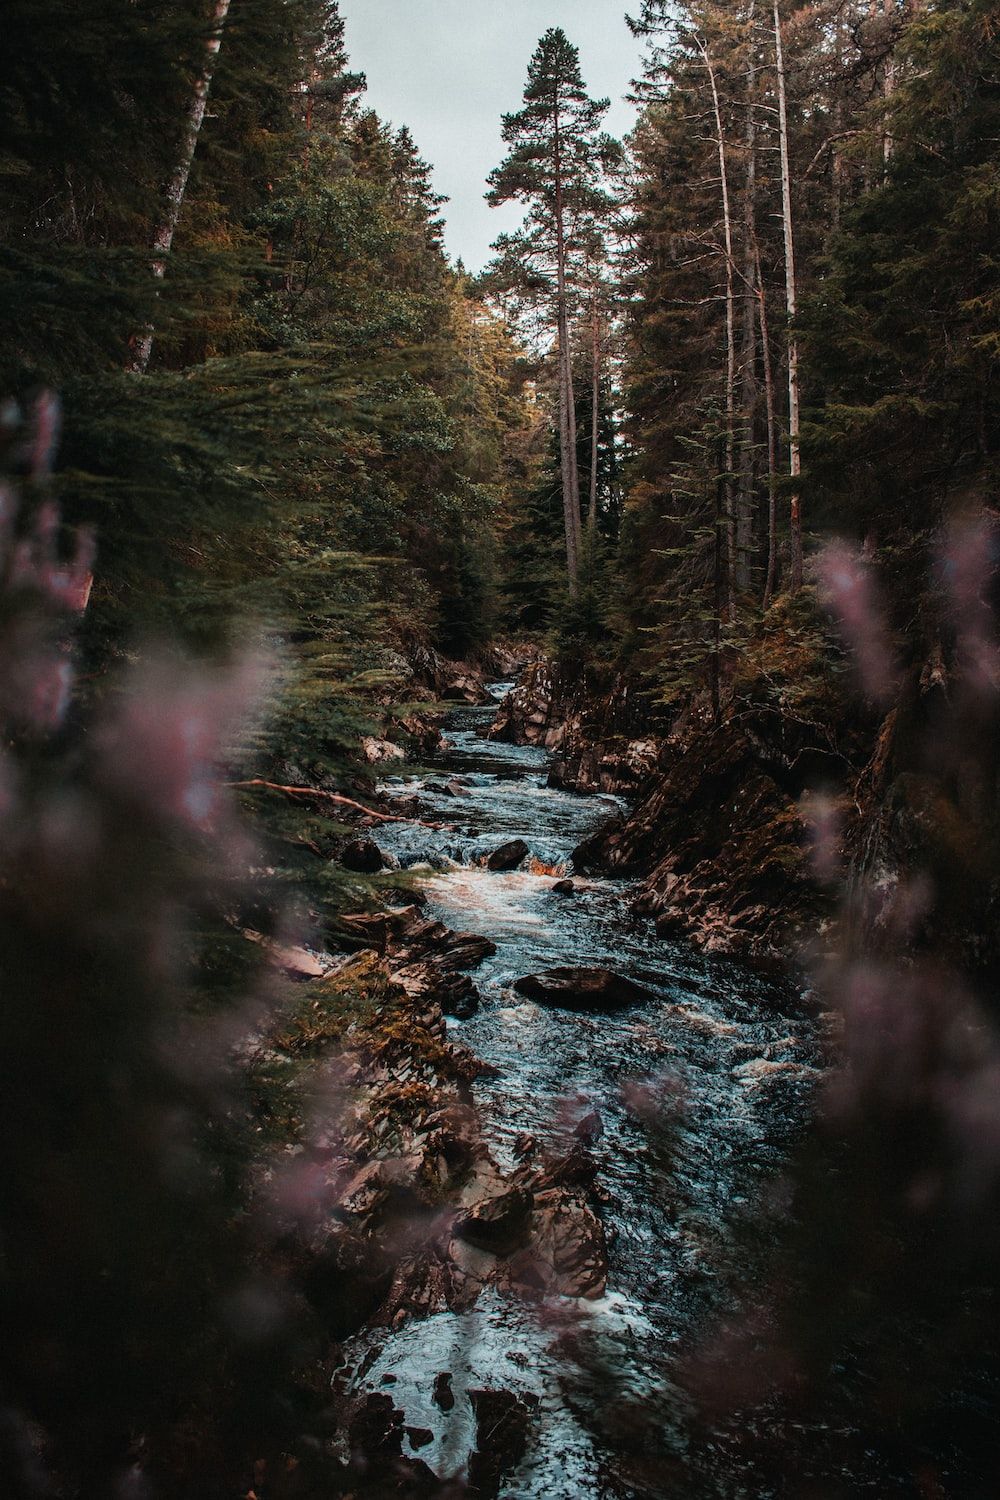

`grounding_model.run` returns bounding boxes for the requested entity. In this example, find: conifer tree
[486,29,619,588]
